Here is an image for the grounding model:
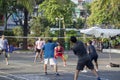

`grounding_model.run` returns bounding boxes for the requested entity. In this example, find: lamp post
[55,17,63,39]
